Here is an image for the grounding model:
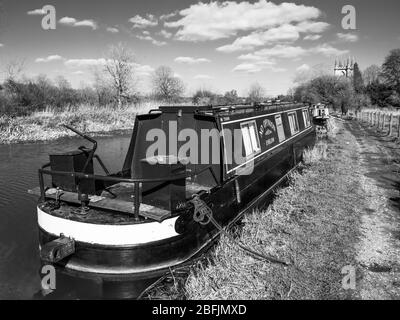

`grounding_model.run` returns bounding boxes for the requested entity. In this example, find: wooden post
[382,113,386,131]
[377,112,381,130]
[369,112,373,125]
[389,114,394,136]
[397,115,400,138]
